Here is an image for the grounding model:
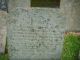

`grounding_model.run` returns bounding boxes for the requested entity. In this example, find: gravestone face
[0,11,7,53]
[7,8,67,60]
